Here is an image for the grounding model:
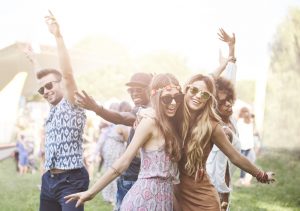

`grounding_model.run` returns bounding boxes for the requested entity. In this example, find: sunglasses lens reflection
[38,87,44,95]
[174,94,183,103]
[189,87,199,95]
[161,96,172,104]
[45,82,53,90]
[202,92,210,100]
